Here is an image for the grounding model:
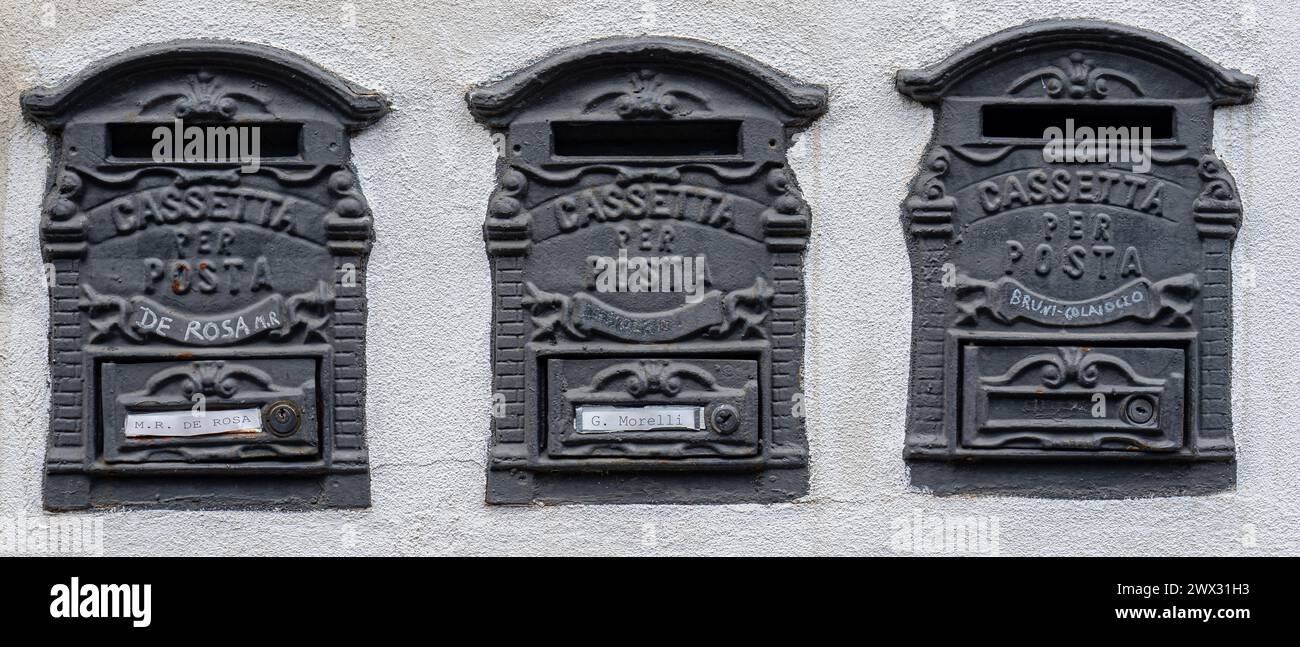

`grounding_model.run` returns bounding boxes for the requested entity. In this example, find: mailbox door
[545,356,761,461]
[99,355,324,464]
[961,344,1184,452]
